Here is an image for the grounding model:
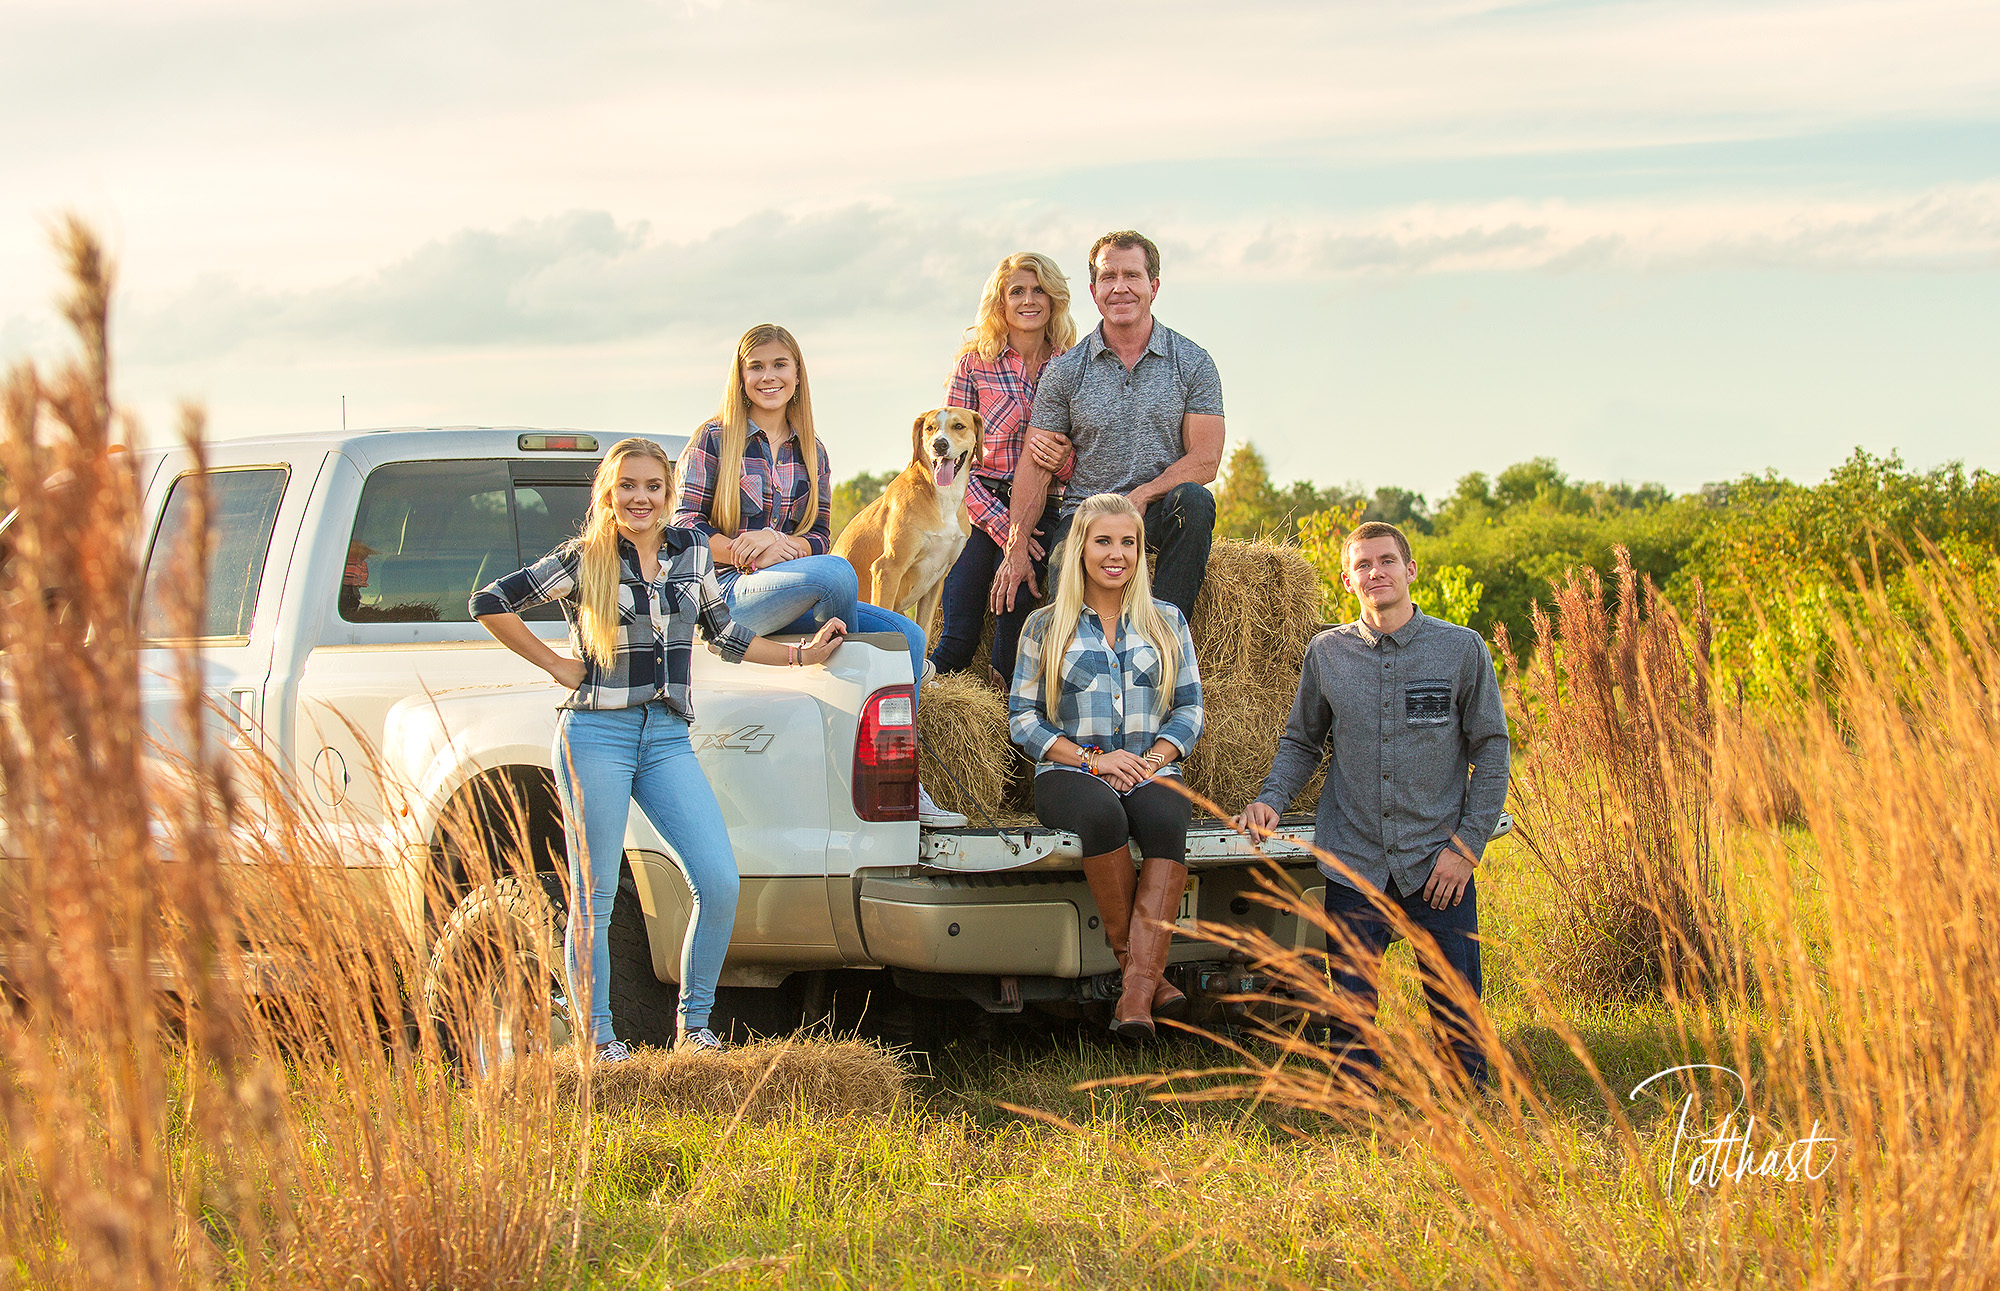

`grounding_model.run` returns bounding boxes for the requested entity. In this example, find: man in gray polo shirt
[989,230,1225,622]
[1240,521,1510,1091]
